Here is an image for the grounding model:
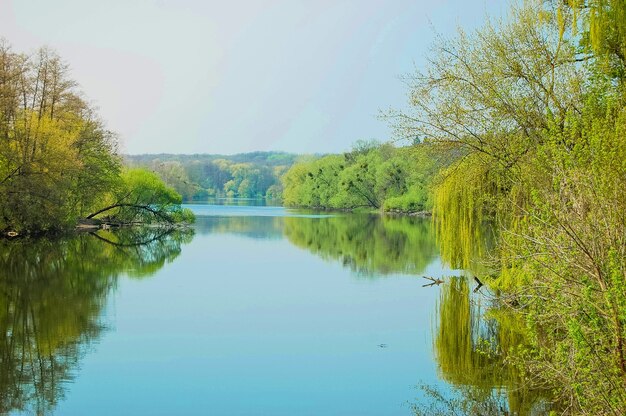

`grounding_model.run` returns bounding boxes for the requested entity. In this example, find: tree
[557,0,626,81]
[0,41,190,232]
[86,168,194,224]
[387,1,583,181]
[388,1,626,412]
